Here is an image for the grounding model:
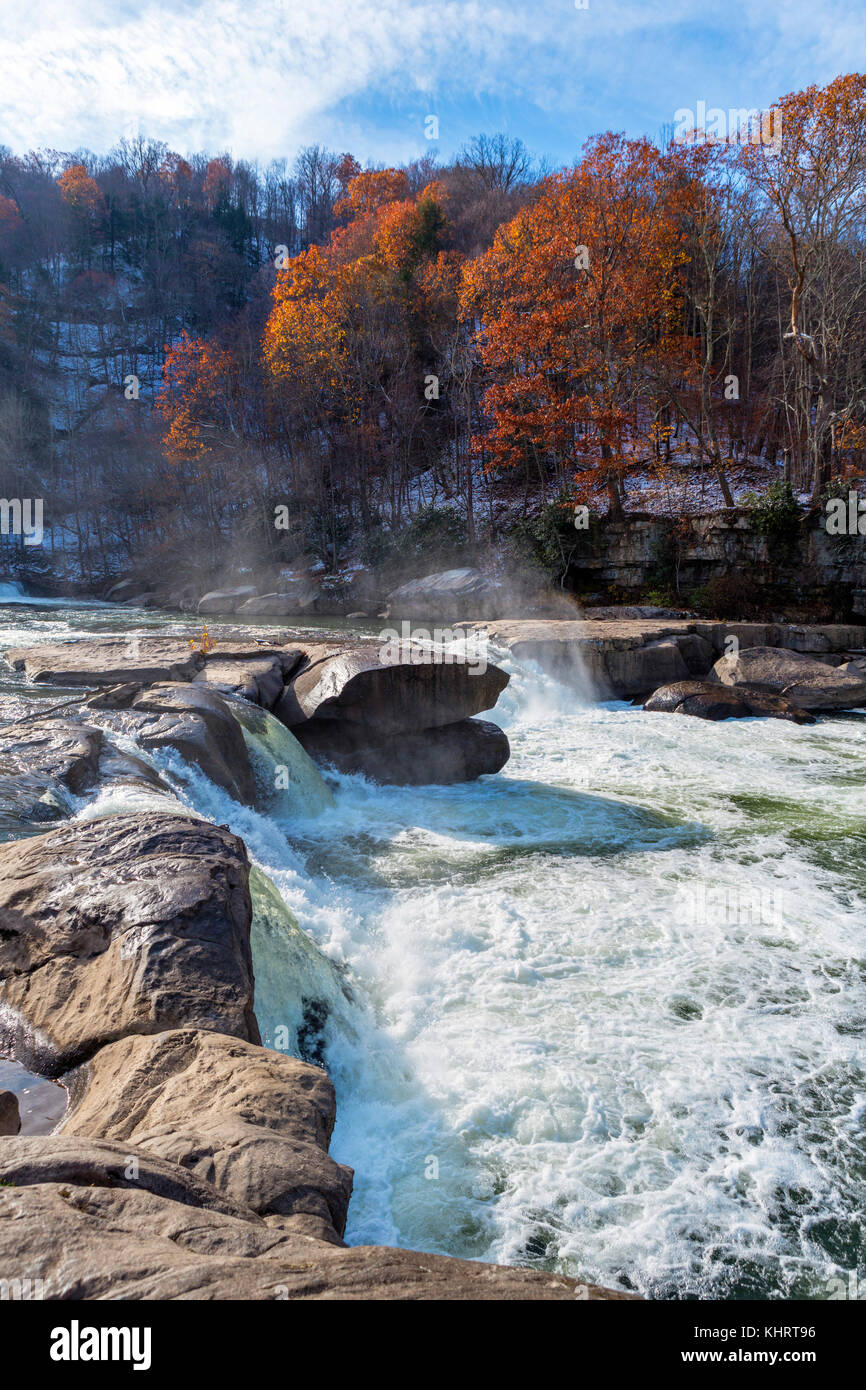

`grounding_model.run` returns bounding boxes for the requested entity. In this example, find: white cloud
[0,0,861,163]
